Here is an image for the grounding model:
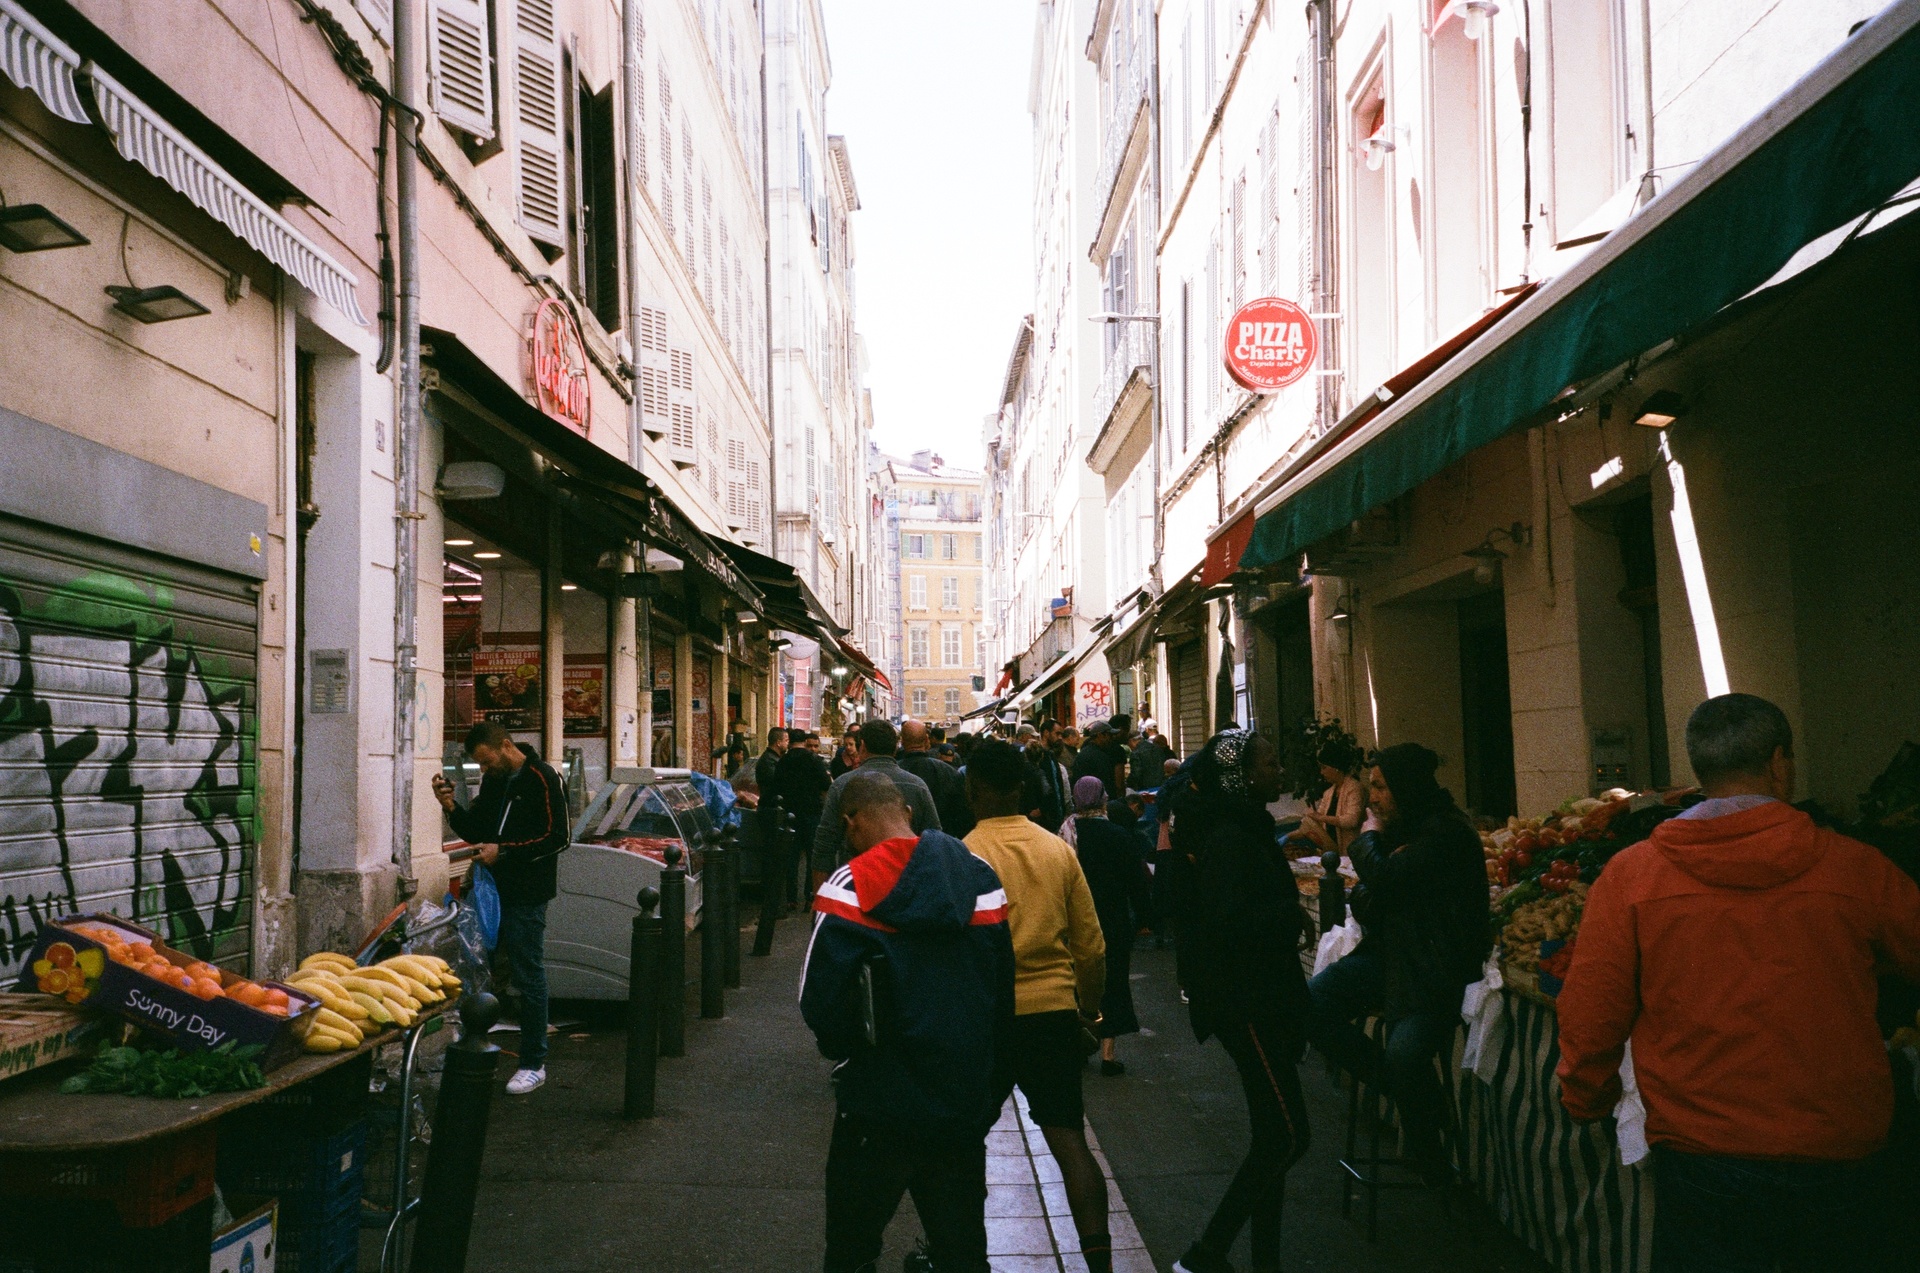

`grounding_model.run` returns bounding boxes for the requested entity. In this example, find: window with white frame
[942,576,959,610]
[941,534,957,560]
[973,535,983,560]
[904,533,927,558]
[909,625,929,668]
[911,687,928,715]
[941,624,962,667]
[1349,74,1395,398]
[945,688,961,718]
[909,575,927,609]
